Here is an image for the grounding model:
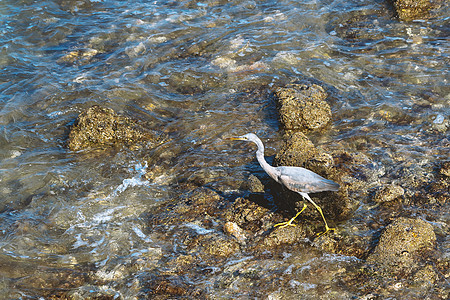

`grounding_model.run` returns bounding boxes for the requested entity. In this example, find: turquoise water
[0,0,448,298]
